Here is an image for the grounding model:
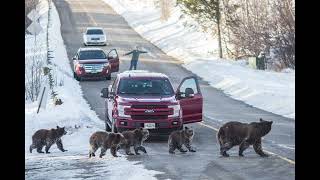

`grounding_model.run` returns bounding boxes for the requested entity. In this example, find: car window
[108,50,118,59]
[86,29,104,35]
[118,78,174,96]
[179,78,198,94]
[78,50,106,60]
